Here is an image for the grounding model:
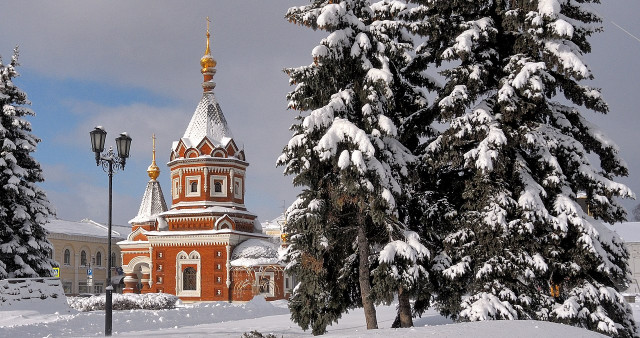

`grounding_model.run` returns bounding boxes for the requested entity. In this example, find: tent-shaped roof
[130,180,168,224]
[181,92,234,148]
